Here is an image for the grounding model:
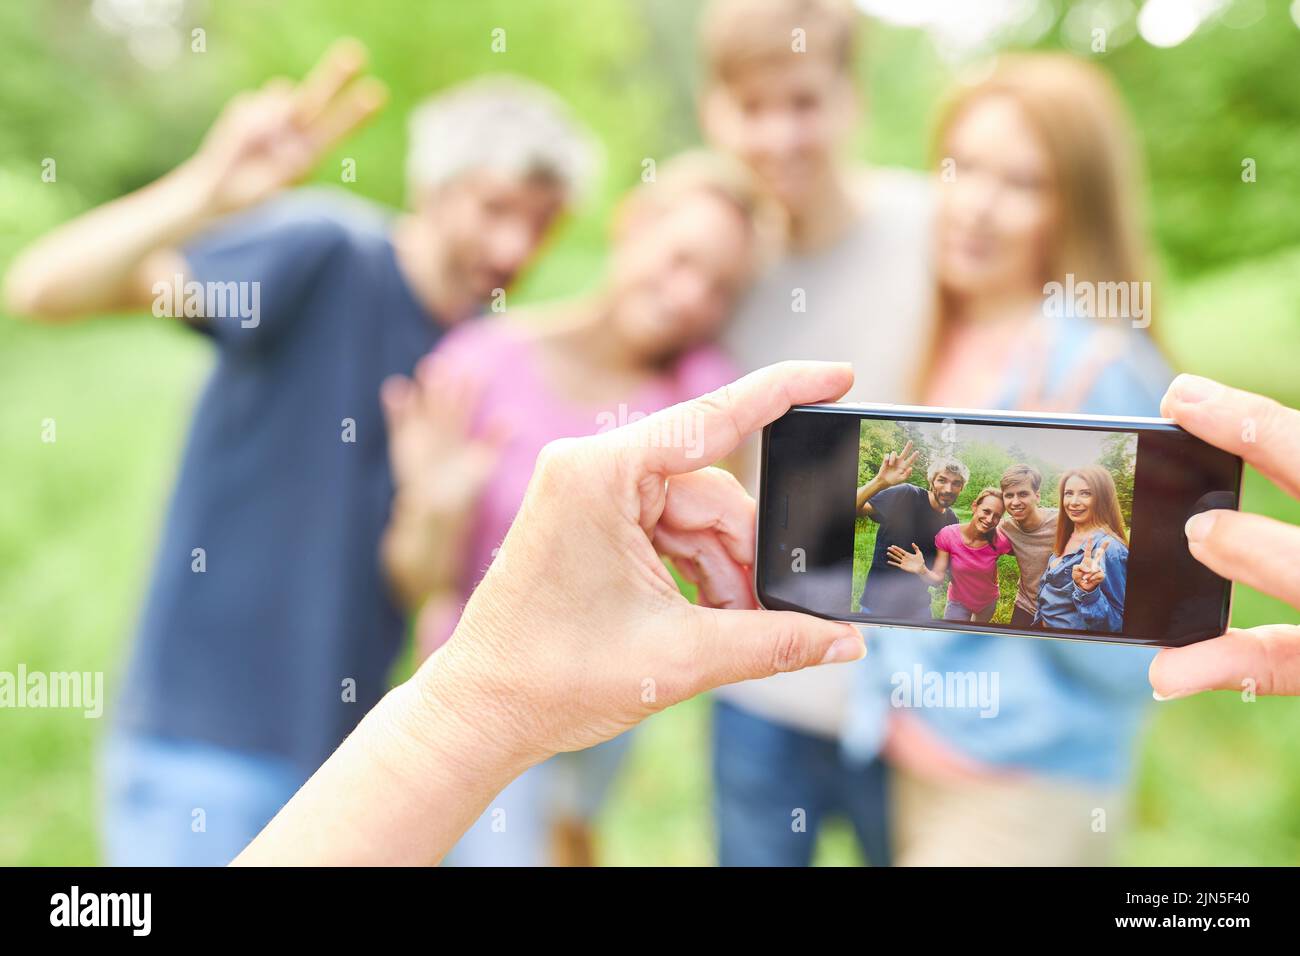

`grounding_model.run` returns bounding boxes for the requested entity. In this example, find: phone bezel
[754,402,1242,648]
